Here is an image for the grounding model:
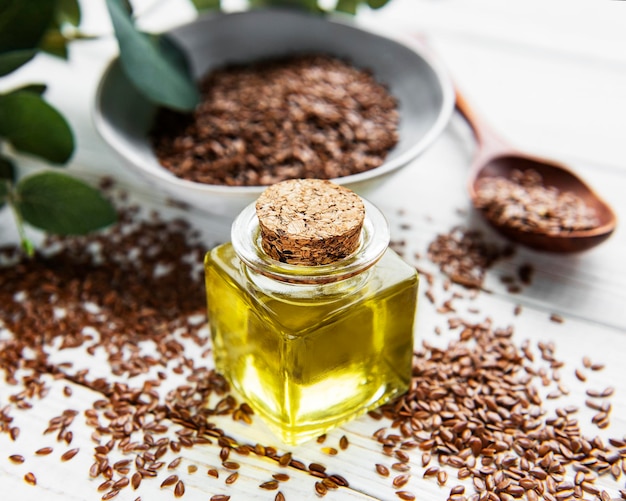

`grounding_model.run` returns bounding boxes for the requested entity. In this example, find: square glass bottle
[205,180,418,444]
